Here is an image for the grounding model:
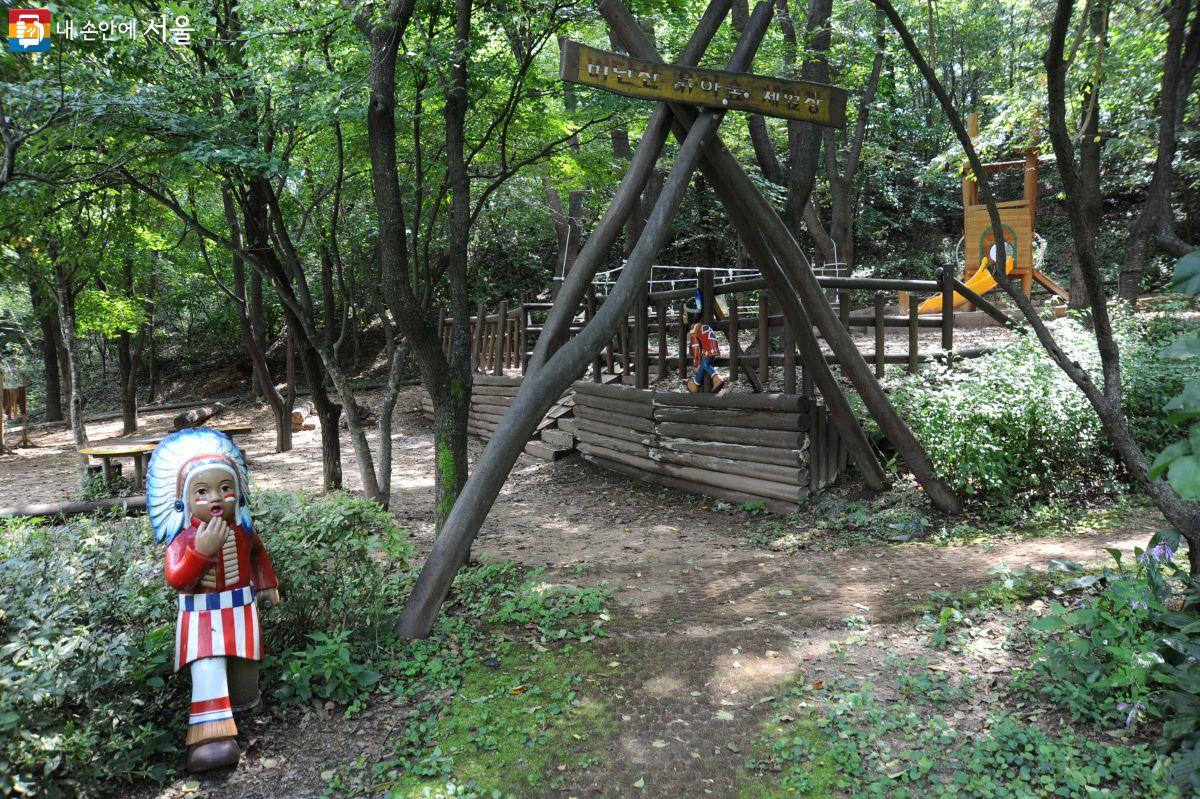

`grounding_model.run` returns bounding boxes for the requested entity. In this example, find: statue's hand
[194,517,229,557]
[257,588,281,608]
